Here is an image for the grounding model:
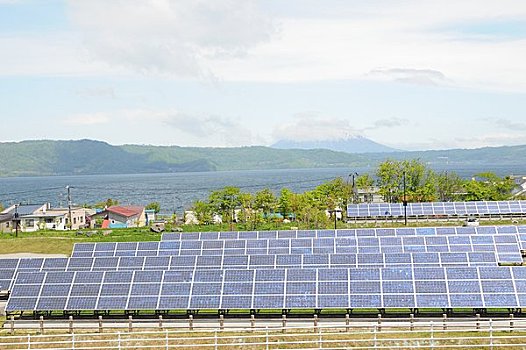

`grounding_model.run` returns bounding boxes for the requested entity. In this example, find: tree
[376,159,401,203]
[254,188,277,223]
[94,198,119,209]
[354,174,375,203]
[376,159,439,203]
[436,171,464,201]
[192,200,213,225]
[209,186,242,229]
[145,202,161,213]
[278,188,294,220]
[463,172,515,201]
